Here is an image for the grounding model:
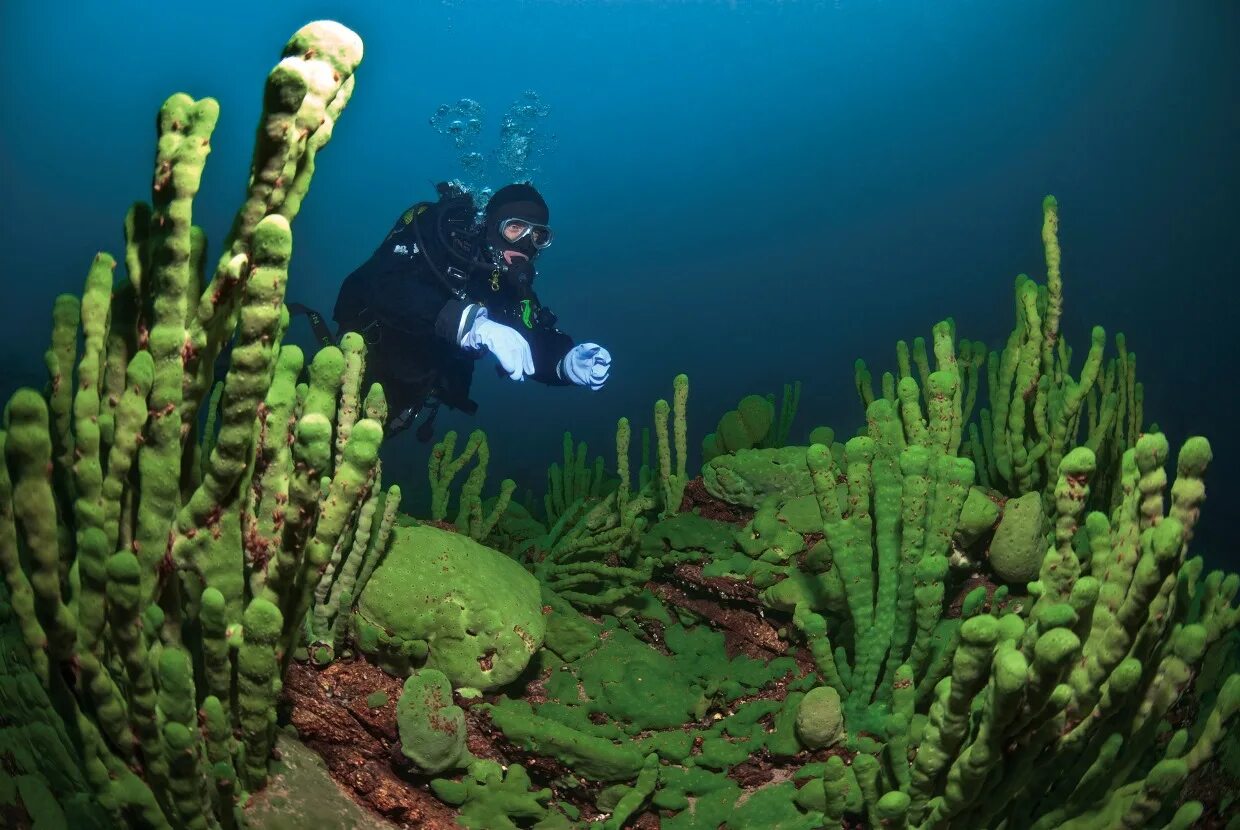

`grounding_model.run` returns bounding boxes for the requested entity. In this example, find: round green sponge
[795,686,844,749]
[957,487,1002,548]
[354,524,546,689]
[396,669,466,774]
[987,491,1046,584]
